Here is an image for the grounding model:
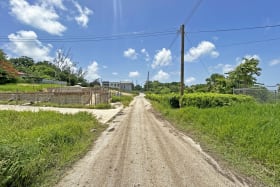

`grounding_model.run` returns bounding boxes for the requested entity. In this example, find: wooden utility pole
[180,24,185,96]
